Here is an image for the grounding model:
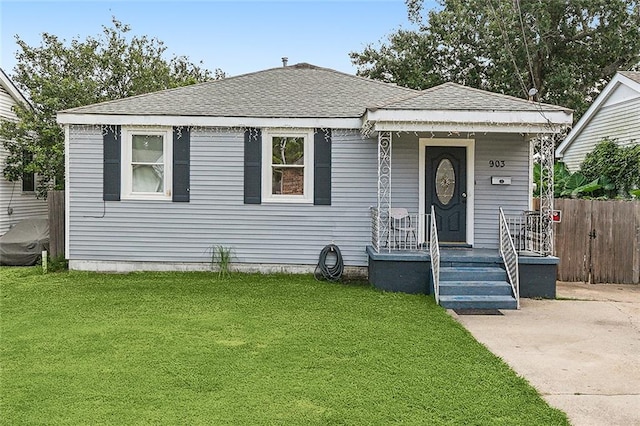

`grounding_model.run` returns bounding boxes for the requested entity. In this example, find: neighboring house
[556,71,640,170]
[0,68,47,235]
[57,63,572,308]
